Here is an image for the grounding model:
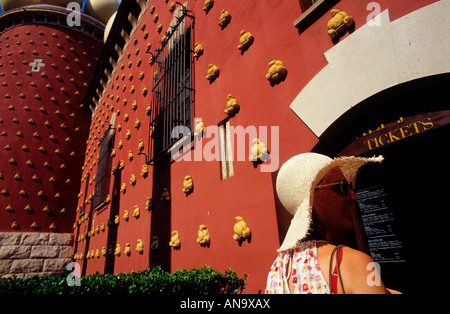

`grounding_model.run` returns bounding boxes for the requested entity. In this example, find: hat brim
[277,155,383,253]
